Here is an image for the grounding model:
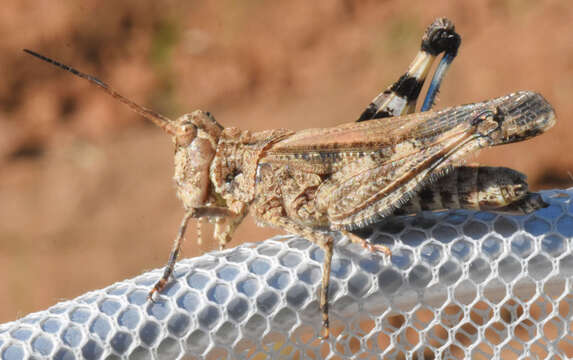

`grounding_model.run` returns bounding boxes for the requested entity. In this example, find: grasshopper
[24,18,555,338]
